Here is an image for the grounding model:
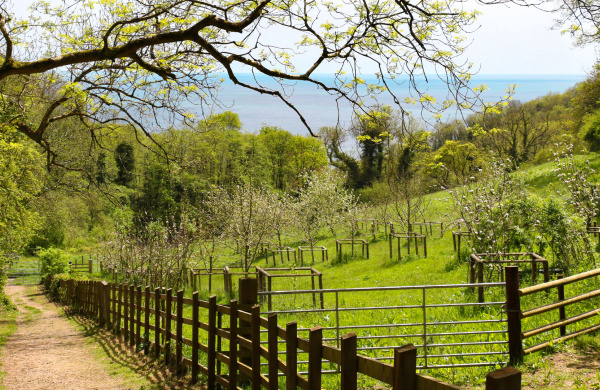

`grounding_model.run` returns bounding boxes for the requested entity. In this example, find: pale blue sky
[465,3,597,74]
